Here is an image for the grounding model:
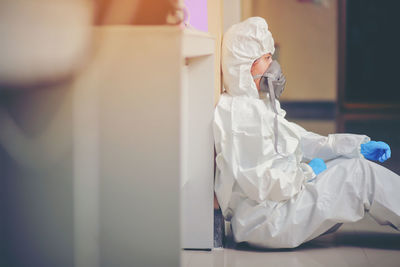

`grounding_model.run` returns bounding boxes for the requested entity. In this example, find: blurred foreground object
[0,0,93,87]
[95,0,184,25]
